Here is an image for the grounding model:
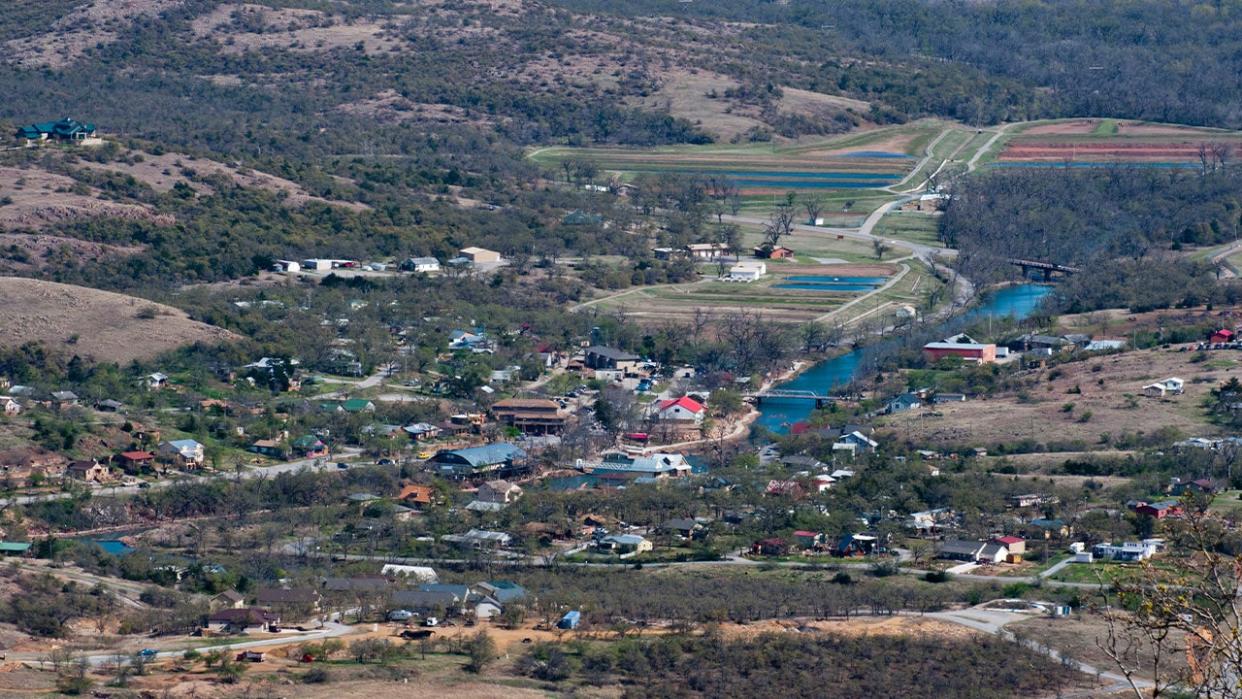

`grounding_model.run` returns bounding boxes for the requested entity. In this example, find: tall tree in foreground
[1096,503,1242,698]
